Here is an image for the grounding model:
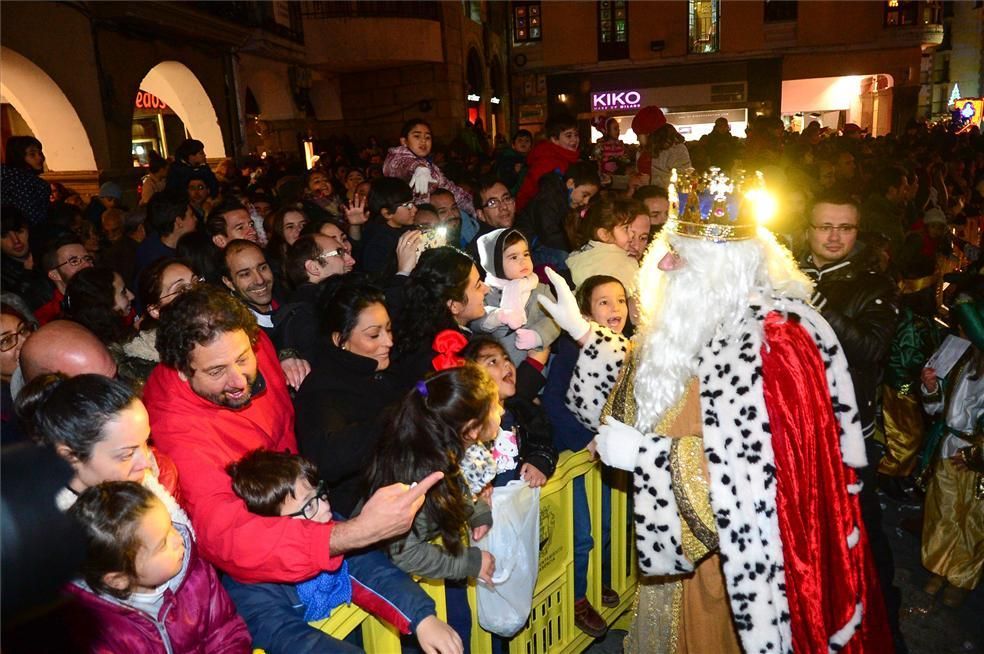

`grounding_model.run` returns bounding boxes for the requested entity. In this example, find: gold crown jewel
[665,167,775,242]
